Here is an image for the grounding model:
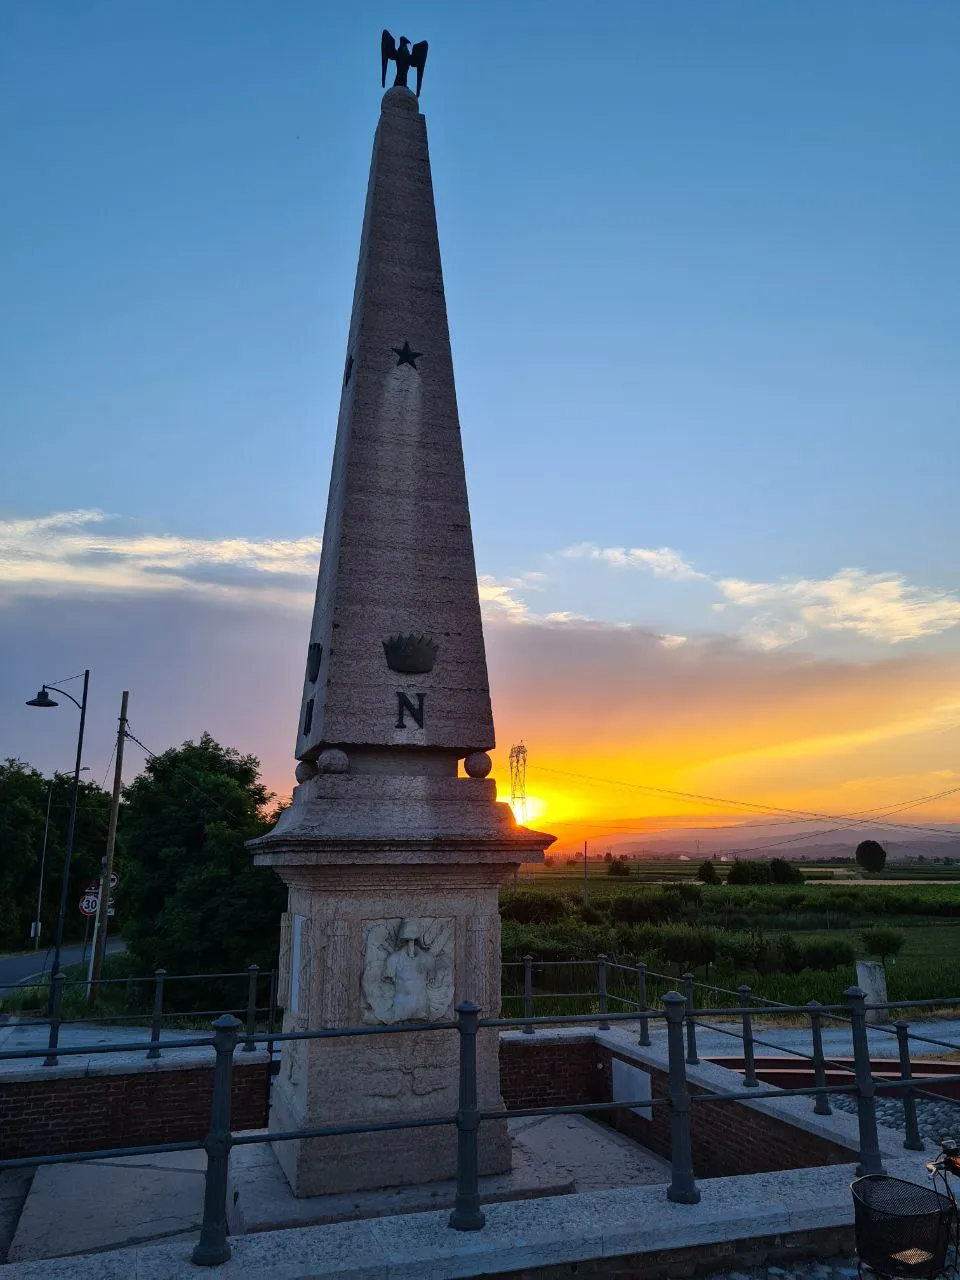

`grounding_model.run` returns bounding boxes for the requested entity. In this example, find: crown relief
[382,633,439,674]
